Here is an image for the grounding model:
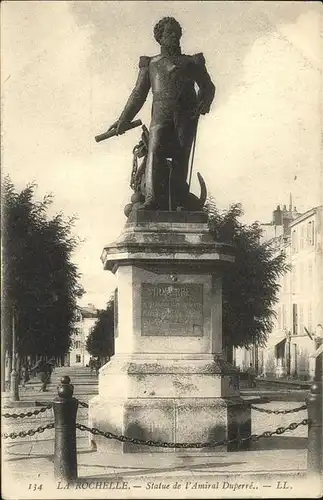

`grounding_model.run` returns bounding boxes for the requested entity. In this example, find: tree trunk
[254,345,259,374]
[7,352,12,390]
[1,348,6,391]
[225,345,234,364]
